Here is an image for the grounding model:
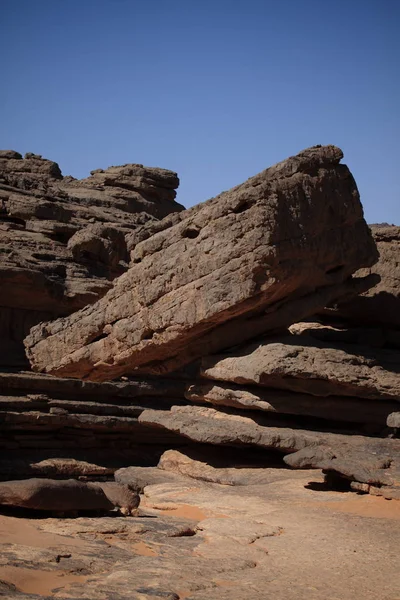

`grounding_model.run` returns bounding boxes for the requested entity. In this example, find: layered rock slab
[139,406,400,497]
[25,145,378,380]
[200,333,400,401]
[186,382,398,426]
[0,478,140,515]
[0,370,187,474]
